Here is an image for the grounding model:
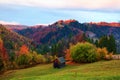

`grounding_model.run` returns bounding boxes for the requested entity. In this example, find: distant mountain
[15,20,120,52]
[1,24,28,31]
[89,22,120,27]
